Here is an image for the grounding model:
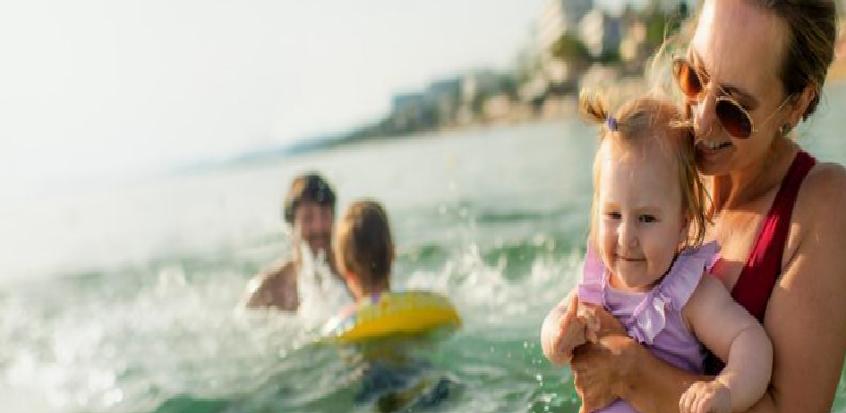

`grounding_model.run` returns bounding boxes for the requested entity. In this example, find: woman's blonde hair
[649,0,838,120]
[580,90,709,252]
